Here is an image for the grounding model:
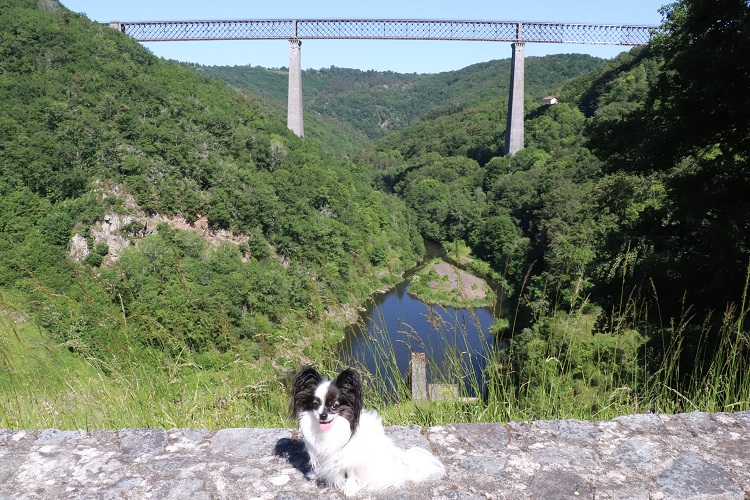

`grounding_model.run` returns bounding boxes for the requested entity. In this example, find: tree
[652,0,750,159]
[405,178,451,241]
[470,213,530,281]
[650,0,750,310]
[589,0,750,316]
